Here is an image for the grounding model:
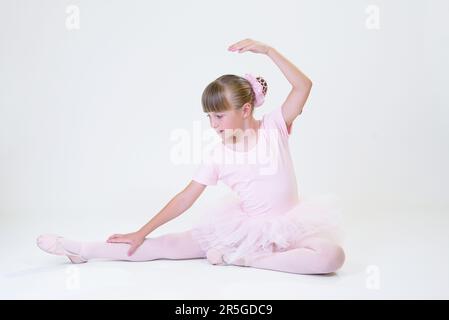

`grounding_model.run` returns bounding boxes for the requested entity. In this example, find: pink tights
[65,230,345,275]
